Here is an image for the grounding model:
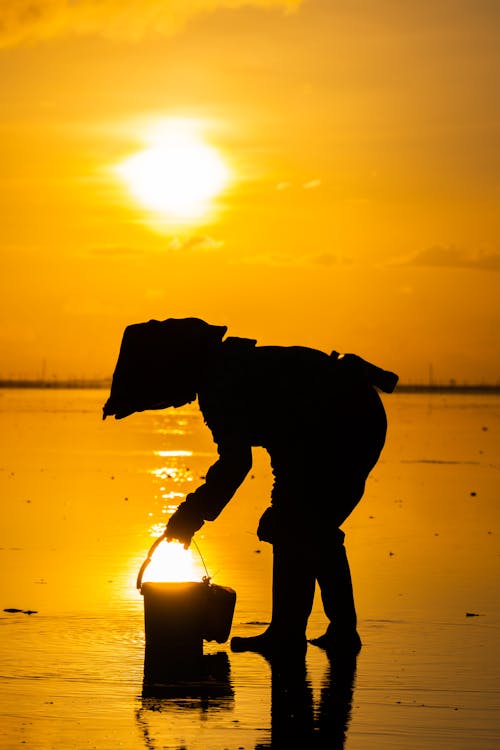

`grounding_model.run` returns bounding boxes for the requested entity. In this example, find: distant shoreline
[0,380,499,394]
[394,384,500,394]
[0,379,111,389]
